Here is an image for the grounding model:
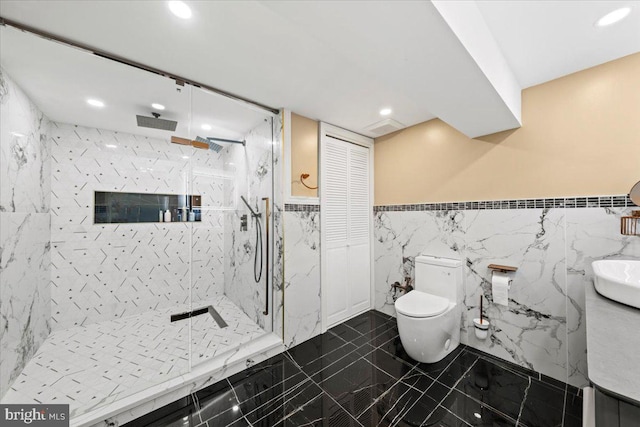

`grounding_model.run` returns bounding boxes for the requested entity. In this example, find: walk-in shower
[0,22,282,425]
